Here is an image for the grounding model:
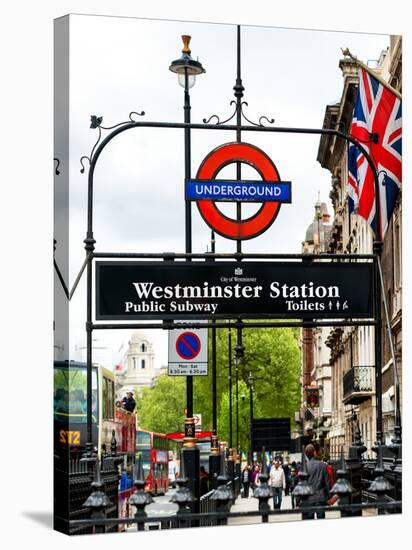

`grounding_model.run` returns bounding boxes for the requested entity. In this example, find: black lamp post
[169,36,205,511]
[169,35,205,447]
[235,341,244,453]
[248,372,254,464]
[228,328,233,451]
